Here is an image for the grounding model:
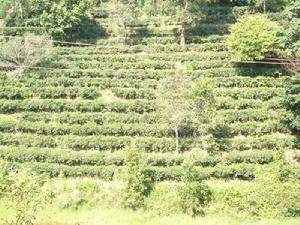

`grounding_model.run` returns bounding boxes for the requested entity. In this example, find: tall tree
[171,0,206,48]
[280,0,300,58]
[156,64,192,152]
[0,0,30,26]
[0,34,53,75]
